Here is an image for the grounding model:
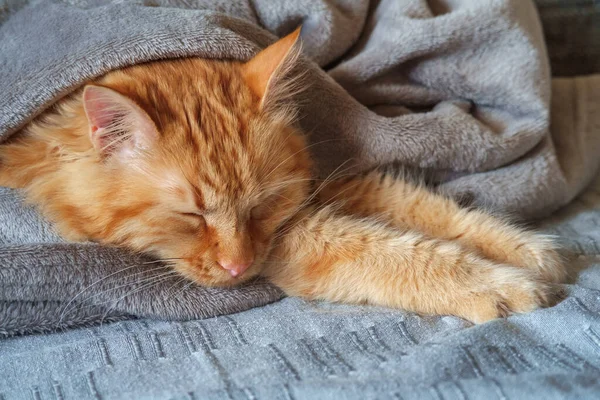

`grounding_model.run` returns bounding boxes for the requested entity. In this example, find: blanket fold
[1,0,599,335]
